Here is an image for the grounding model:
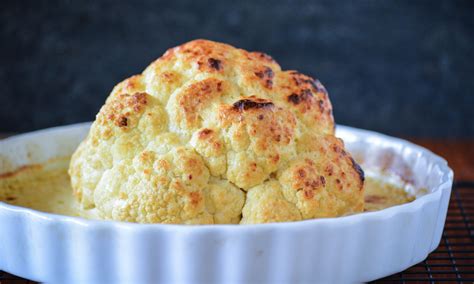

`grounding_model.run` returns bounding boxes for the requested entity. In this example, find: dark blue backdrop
[1,0,472,137]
